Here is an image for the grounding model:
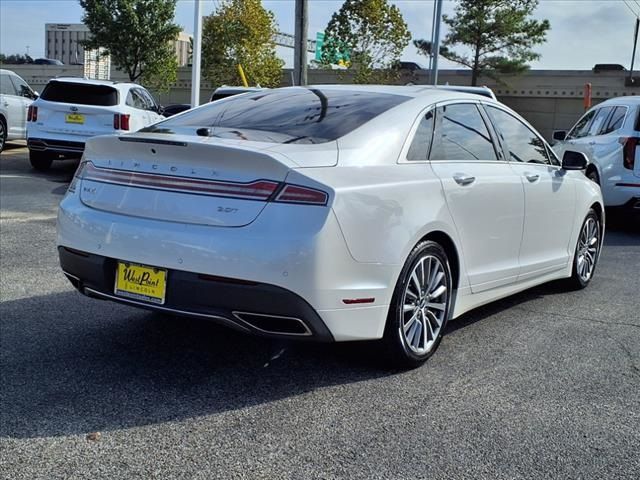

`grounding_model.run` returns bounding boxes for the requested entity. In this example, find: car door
[429,102,525,293]
[553,108,597,160]
[484,105,576,280]
[137,88,163,125]
[8,74,34,138]
[125,88,152,130]
[0,72,27,139]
